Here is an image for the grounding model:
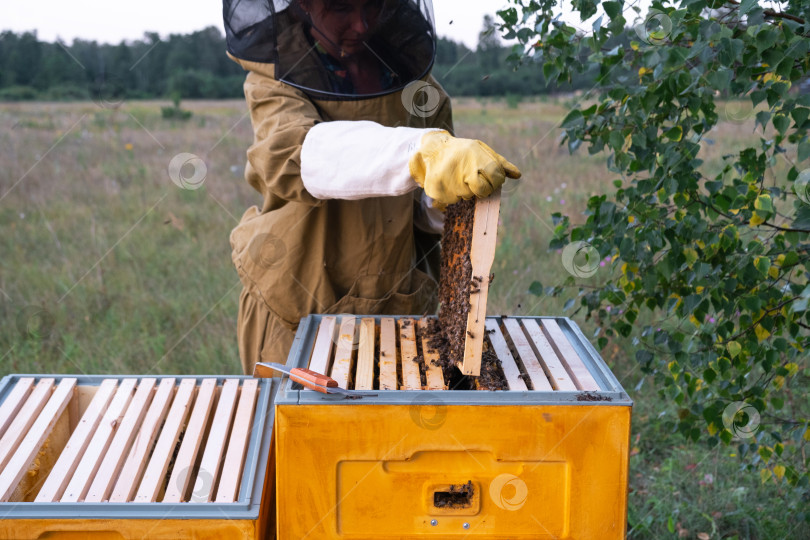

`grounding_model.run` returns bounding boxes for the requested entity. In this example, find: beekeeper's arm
[243,71,325,208]
[245,71,520,210]
[301,122,521,208]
